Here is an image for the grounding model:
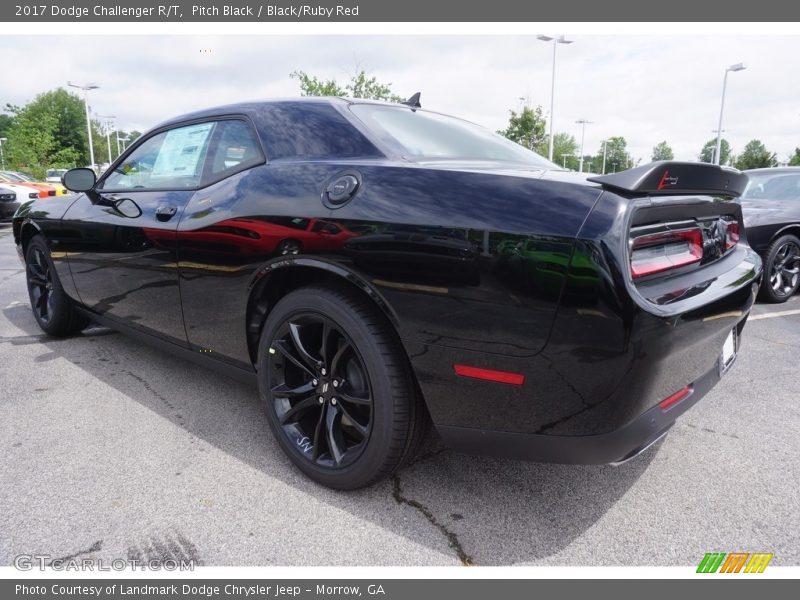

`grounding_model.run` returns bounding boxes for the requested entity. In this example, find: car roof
[746,167,800,175]
[154,96,360,128]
